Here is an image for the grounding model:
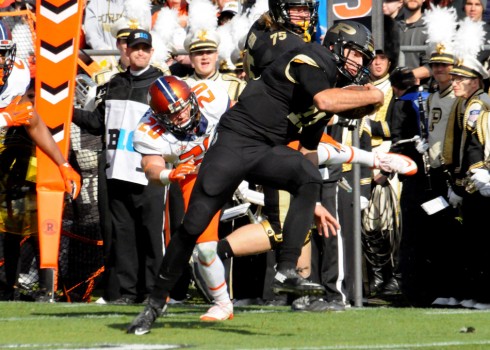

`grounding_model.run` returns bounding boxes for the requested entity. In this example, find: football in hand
[336,85,380,119]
